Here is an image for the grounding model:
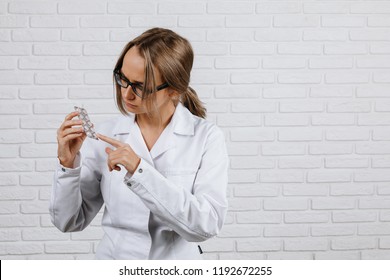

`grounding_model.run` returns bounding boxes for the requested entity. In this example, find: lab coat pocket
[161,168,198,193]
